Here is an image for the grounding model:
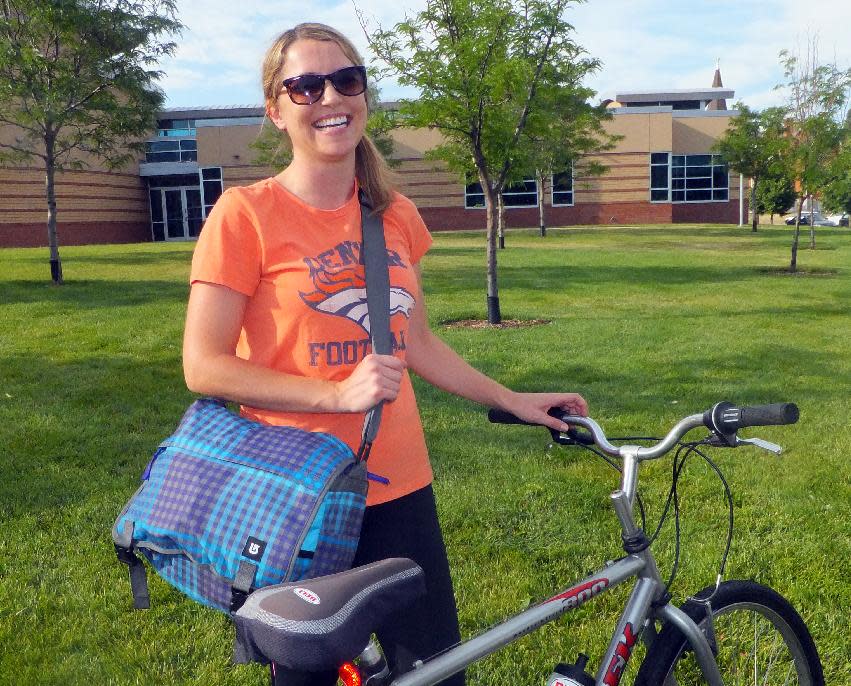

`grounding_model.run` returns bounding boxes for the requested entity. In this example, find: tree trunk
[497,192,505,250]
[45,133,63,285]
[789,196,803,273]
[483,180,501,324]
[750,179,759,232]
[808,198,816,249]
[537,170,546,237]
